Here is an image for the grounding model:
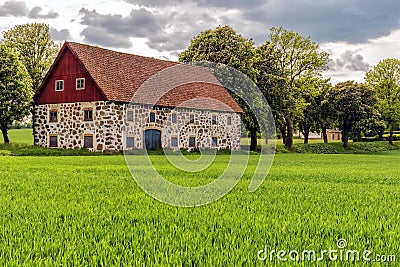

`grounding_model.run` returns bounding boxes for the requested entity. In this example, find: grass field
[1,128,33,144]
[0,129,399,265]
